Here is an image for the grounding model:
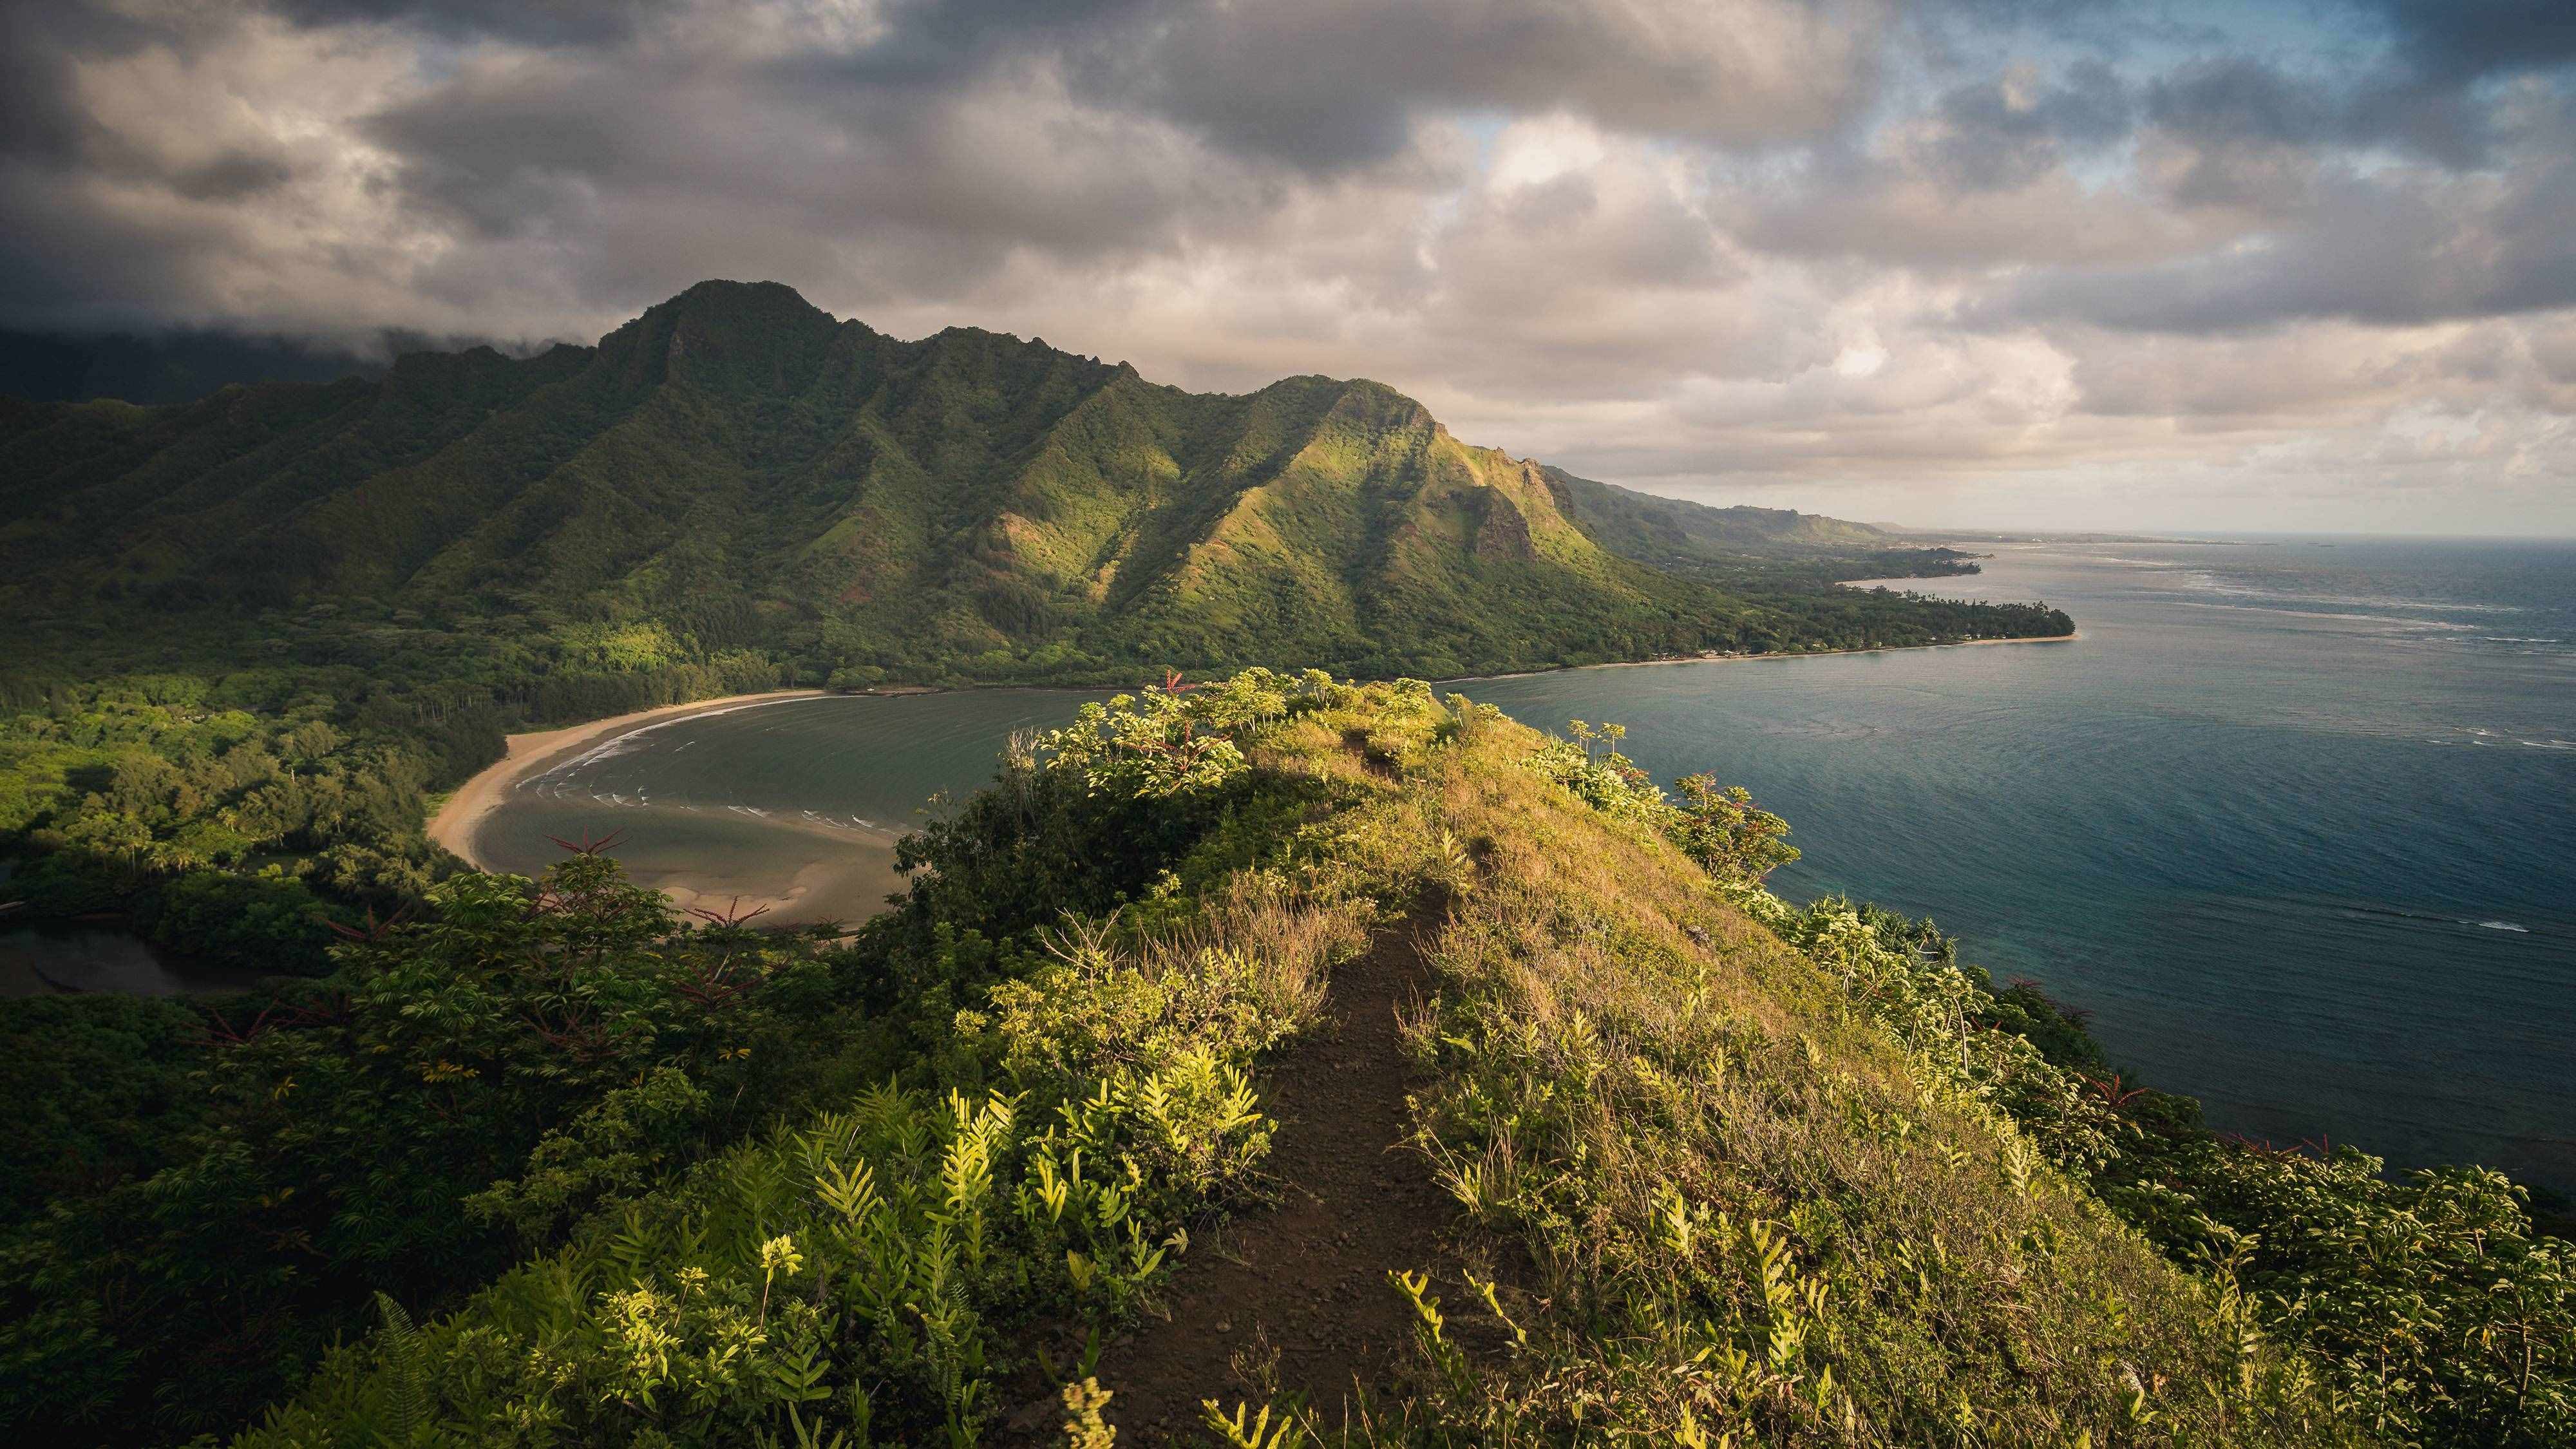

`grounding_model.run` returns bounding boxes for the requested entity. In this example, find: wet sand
[424,688,825,870]
[644,813,911,927]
